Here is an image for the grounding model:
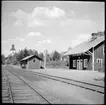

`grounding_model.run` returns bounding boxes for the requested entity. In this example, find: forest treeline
[2,48,68,65]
